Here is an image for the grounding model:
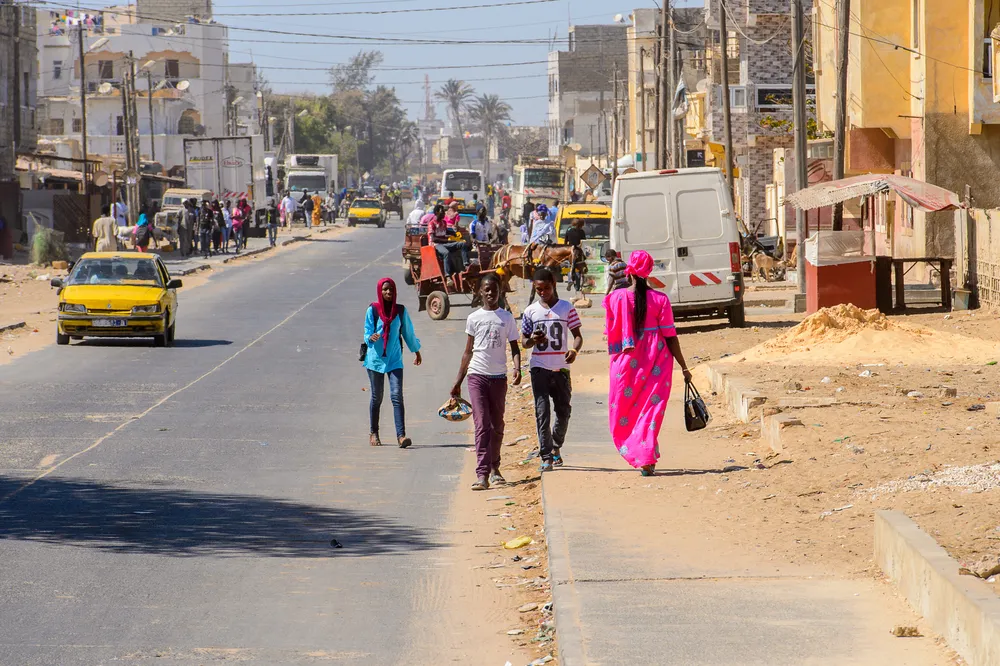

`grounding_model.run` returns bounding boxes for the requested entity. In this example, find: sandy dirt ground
[410,372,559,666]
[686,305,1000,601]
